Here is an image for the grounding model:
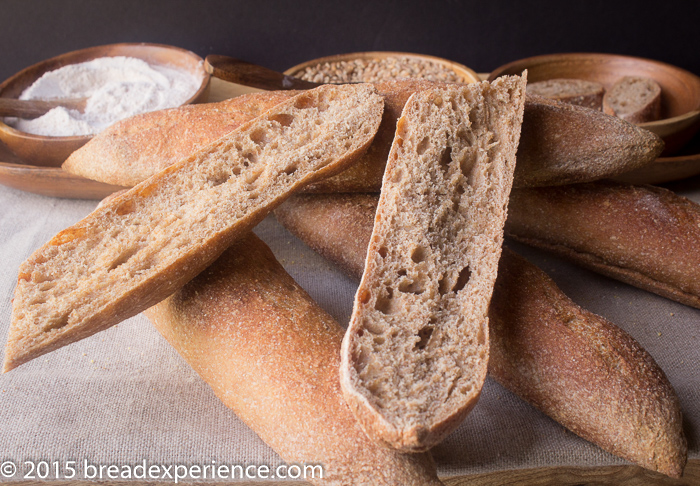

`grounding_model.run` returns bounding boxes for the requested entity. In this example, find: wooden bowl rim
[488,52,700,123]
[0,42,210,142]
[284,51,481,84]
